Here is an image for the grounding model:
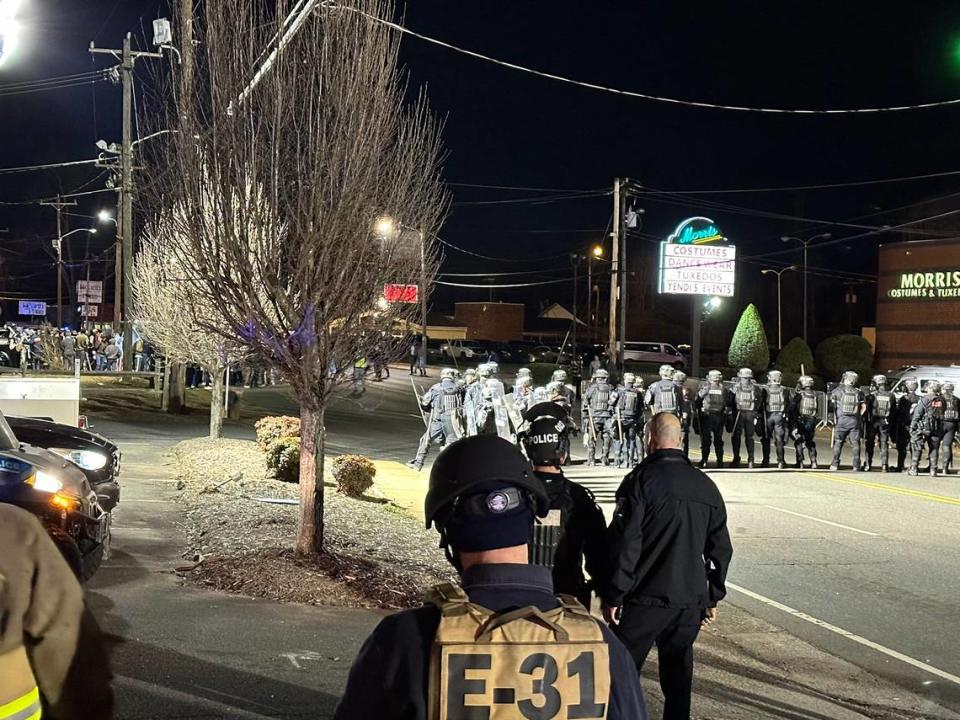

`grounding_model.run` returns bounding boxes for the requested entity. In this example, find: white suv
[622,341,687,369]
